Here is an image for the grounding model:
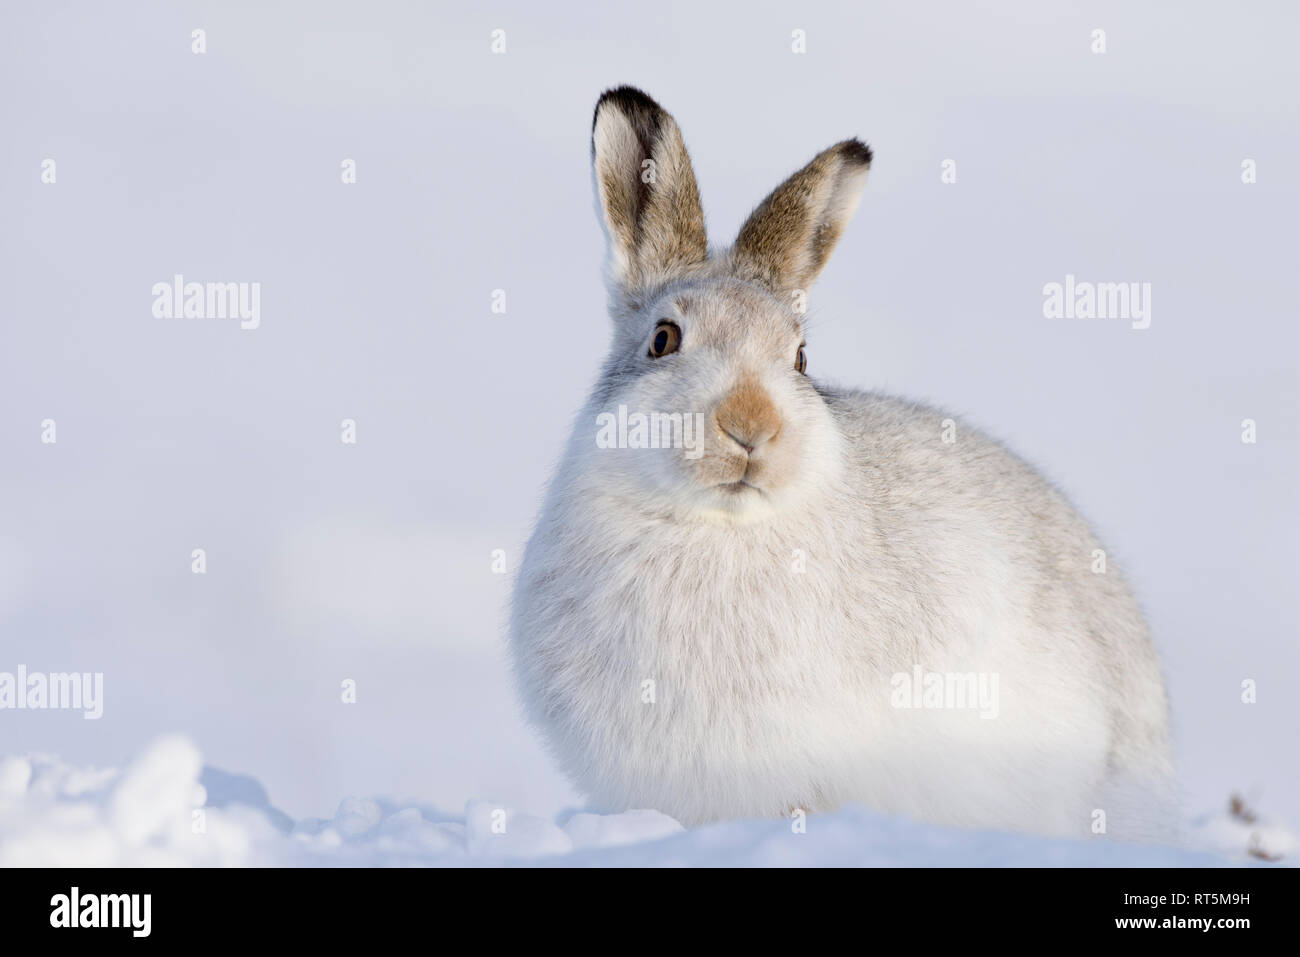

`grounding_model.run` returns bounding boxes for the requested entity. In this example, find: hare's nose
[715,378,781,453]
